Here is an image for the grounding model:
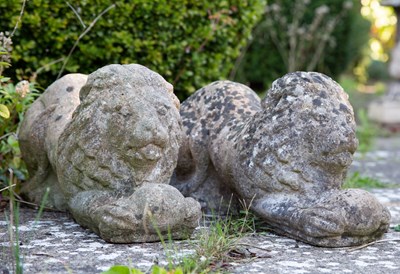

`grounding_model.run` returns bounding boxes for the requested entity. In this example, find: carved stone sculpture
[171,72,390,247]
[20,65,389,247]
[19,64,201,243]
